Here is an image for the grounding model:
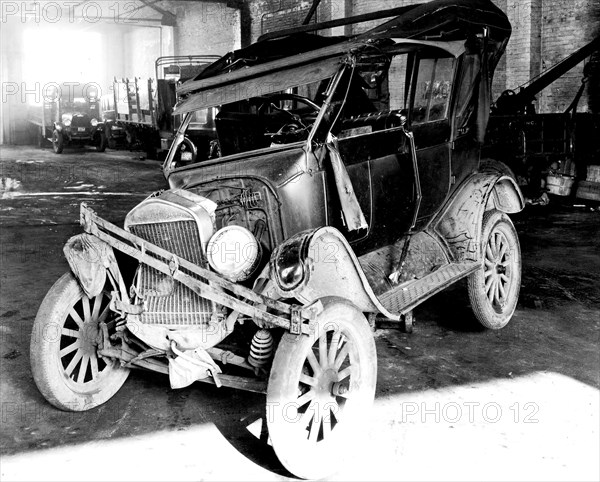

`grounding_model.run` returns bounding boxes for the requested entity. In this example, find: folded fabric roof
[174,0,510,114]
